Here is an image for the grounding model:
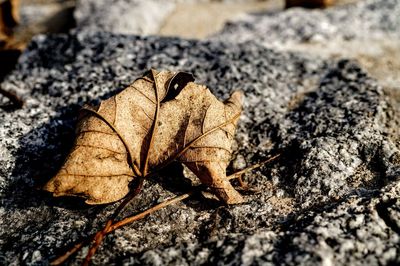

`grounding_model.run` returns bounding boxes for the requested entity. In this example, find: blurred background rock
[1,0,398,107]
